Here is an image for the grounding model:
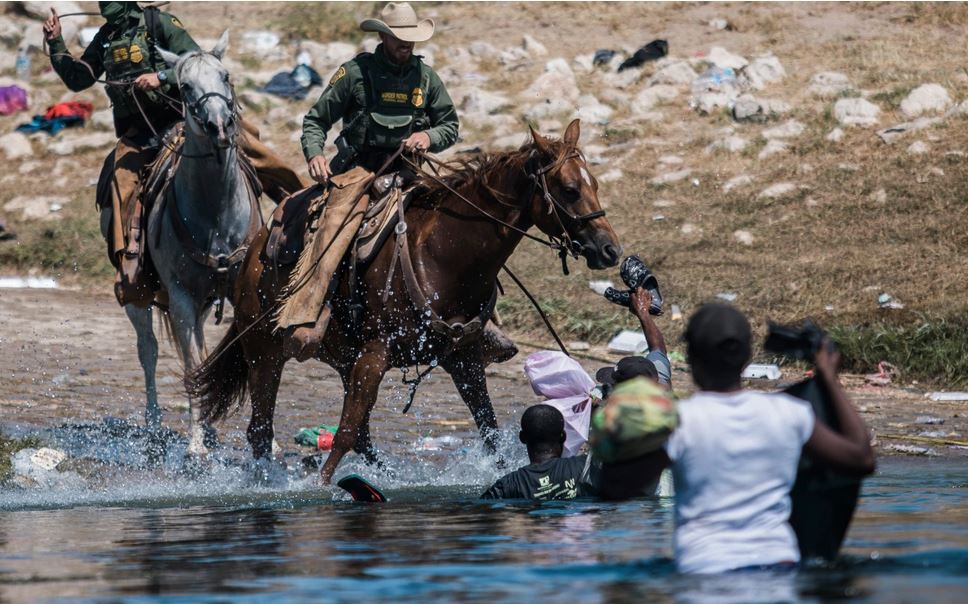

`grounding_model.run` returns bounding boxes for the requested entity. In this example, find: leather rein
[389,146,607,357]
